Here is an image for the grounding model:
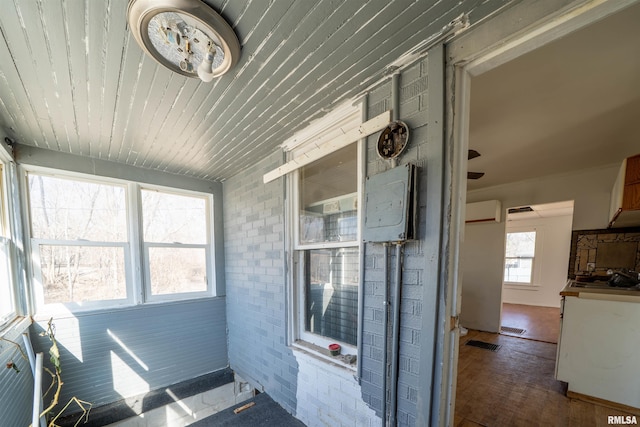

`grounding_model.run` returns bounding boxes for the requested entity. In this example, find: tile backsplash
[569,227,640,278]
